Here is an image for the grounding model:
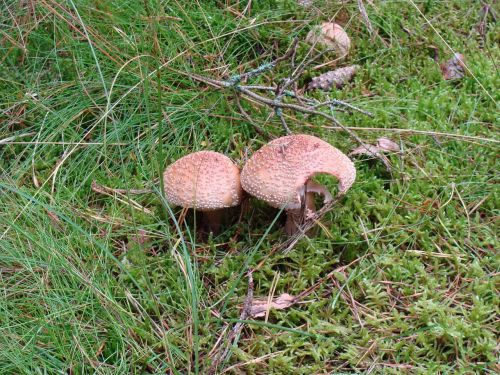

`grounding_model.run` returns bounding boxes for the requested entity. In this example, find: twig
[234,94,269,138]
[91,181,153,214]
[208,271,254,375]
[357,0,375,39]
[226,38,298,87]
[280,196,343,254]
[236,85,367,144]
[179,67,369,143]
[275,108,292,134]
[357,0,389,47]
[314,125,499,144]
[312,99,373,117]
[91,180,152,195]
[294,255,367,301]
[172,69,370,142]
[170,38,373,143]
